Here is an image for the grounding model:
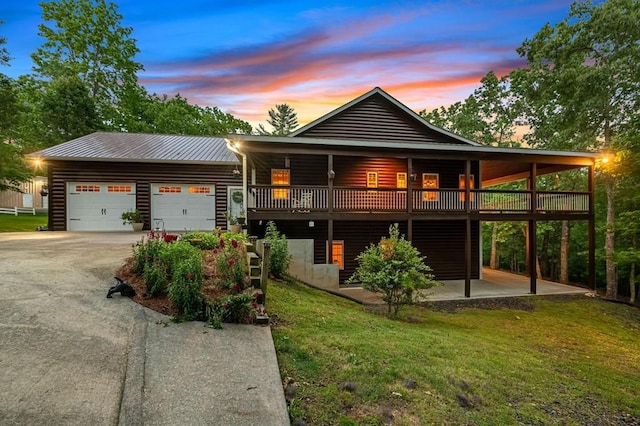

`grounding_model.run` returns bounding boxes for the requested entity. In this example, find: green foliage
[0,21,9,67]
[40,75,99,146]
[168,250,204,316]
[257,103,298,136]
[264,221,291,279]
[32,0,143,122]
[209,293,256,324]
[0,142,31,192]
[182,231,220,250]
[134,238,204,311]
[346,224,438,317]
[121,209,143,225]
[215,237,248,290]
